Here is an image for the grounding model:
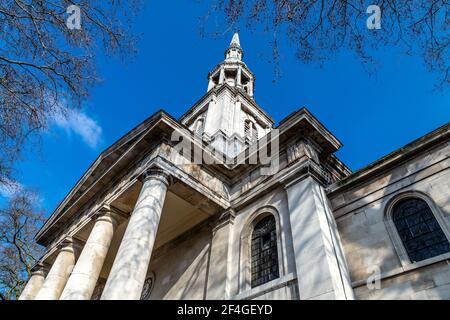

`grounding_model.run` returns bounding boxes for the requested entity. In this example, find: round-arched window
[250,215,279,288]
[393,198,450,263]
